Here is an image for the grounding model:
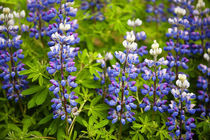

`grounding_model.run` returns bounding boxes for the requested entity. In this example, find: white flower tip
[3,7,10,14]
